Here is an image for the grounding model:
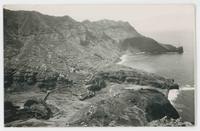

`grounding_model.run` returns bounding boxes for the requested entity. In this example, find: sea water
[118,46,195,123]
